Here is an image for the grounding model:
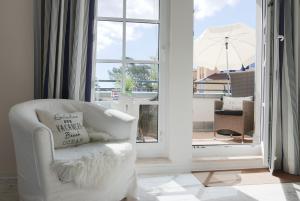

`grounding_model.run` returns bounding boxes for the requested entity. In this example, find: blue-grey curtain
[267,0,300,174]
[34,0,96,101]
